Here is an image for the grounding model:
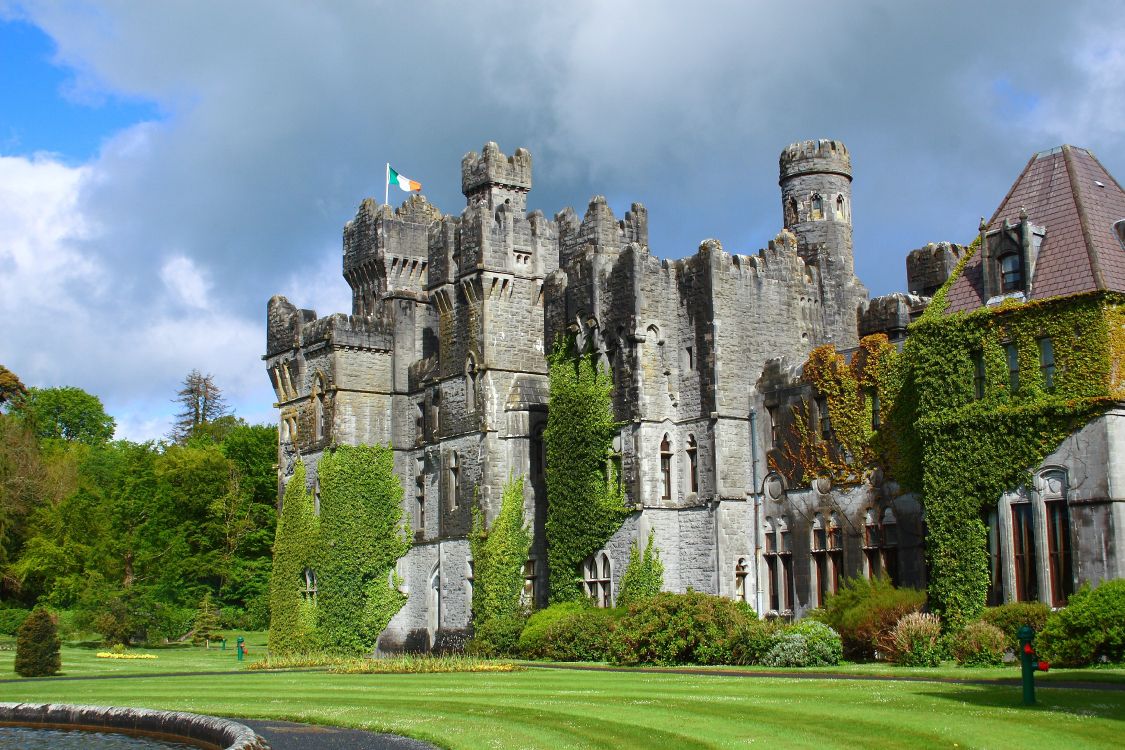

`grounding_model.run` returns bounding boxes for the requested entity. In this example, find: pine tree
[192,592,221,648]
[170,370,230,443]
